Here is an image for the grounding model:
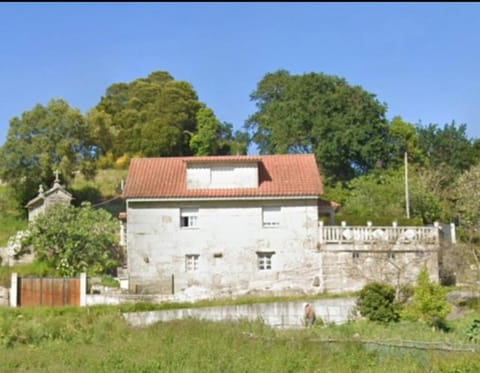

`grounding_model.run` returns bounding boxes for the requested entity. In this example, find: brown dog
[304,303,316,327]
